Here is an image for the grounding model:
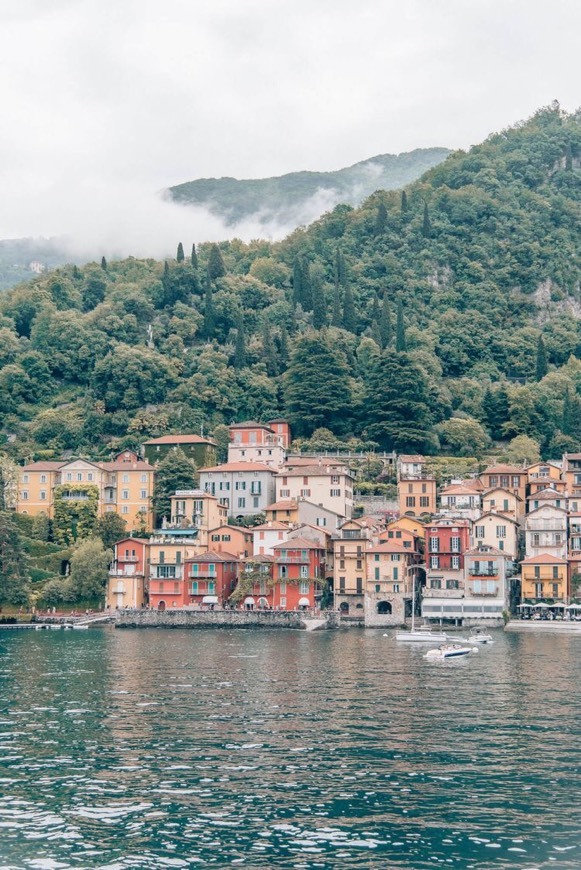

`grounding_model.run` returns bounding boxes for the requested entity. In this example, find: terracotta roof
[564,453,581,460]
[520,553,568,565]
[229,421,273,431]
[185,550,240,562]
[199,462,276,473]
[98,460,155,471]
[482,487,523,501]
[475,511,519,524]
[266,500,297,510]
[465,546,506,557]
[398,455,425,462]
[115,537,150,545]
[279,465,352,477]
[20,461,65,471]
[426,518,471,529]
[527,461,561,470]
[283,456,347,467]
[482,464,525,474]
[526,488,565,500]
[440,483,482,496]
[244,554,275,563]
[143,434,216,445]
[368,541,410,553]
[272,536,325,550]
[252,521,290,531]
[209,524,252,536]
